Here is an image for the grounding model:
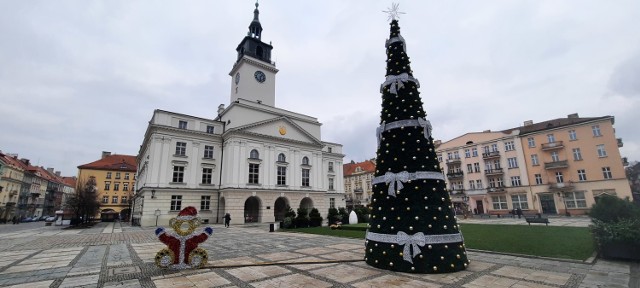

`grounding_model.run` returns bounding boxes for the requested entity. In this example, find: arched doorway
[300,197,313,211]
[119,208,131,222]
[100,209,117,222]
[244,196,261,223]
[218,197,226,224]
[274,197,289,222]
